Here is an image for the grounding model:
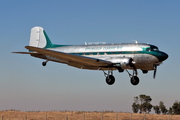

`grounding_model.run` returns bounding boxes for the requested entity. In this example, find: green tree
[146,103,153,113]
[140,102,153,113]
[132,103,139,113]
[132,94,152,114]
[159,101,168,114]
[172,101,180,115]
[169,107,173,114]
[153,105,161,114]
[139,94,152,113]
[134,96,139,103]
